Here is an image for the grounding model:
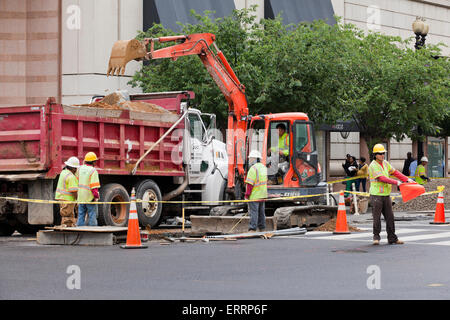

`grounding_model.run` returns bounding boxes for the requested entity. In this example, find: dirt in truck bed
[74,92,170,113]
